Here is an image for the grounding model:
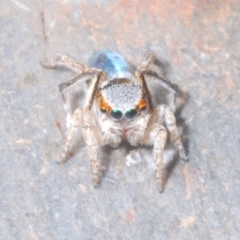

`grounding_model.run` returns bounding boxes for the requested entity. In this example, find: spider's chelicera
[42,50,188,192]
